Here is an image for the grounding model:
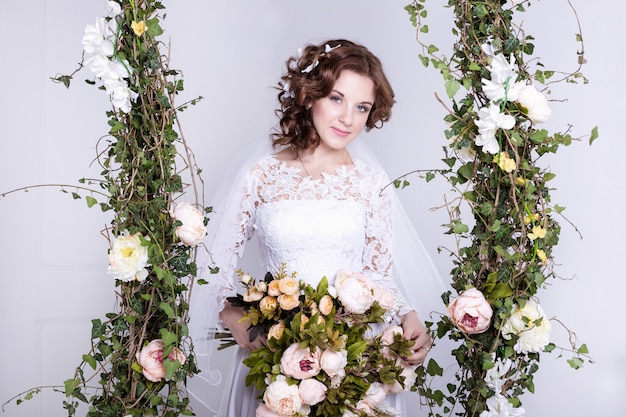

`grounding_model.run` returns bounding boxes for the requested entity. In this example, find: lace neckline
[267,154,361,182]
